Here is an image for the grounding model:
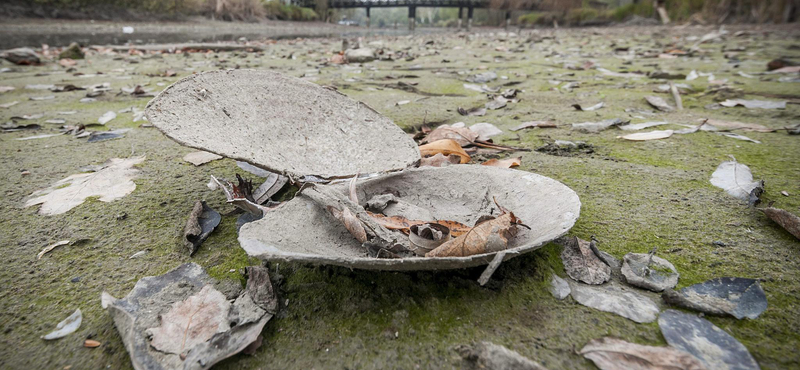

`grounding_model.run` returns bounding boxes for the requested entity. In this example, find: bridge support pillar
[408,6,416,31]
[366,7,371,28]
[457,7,463,30]
[467,7,474,31]
[504,11,511,30]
